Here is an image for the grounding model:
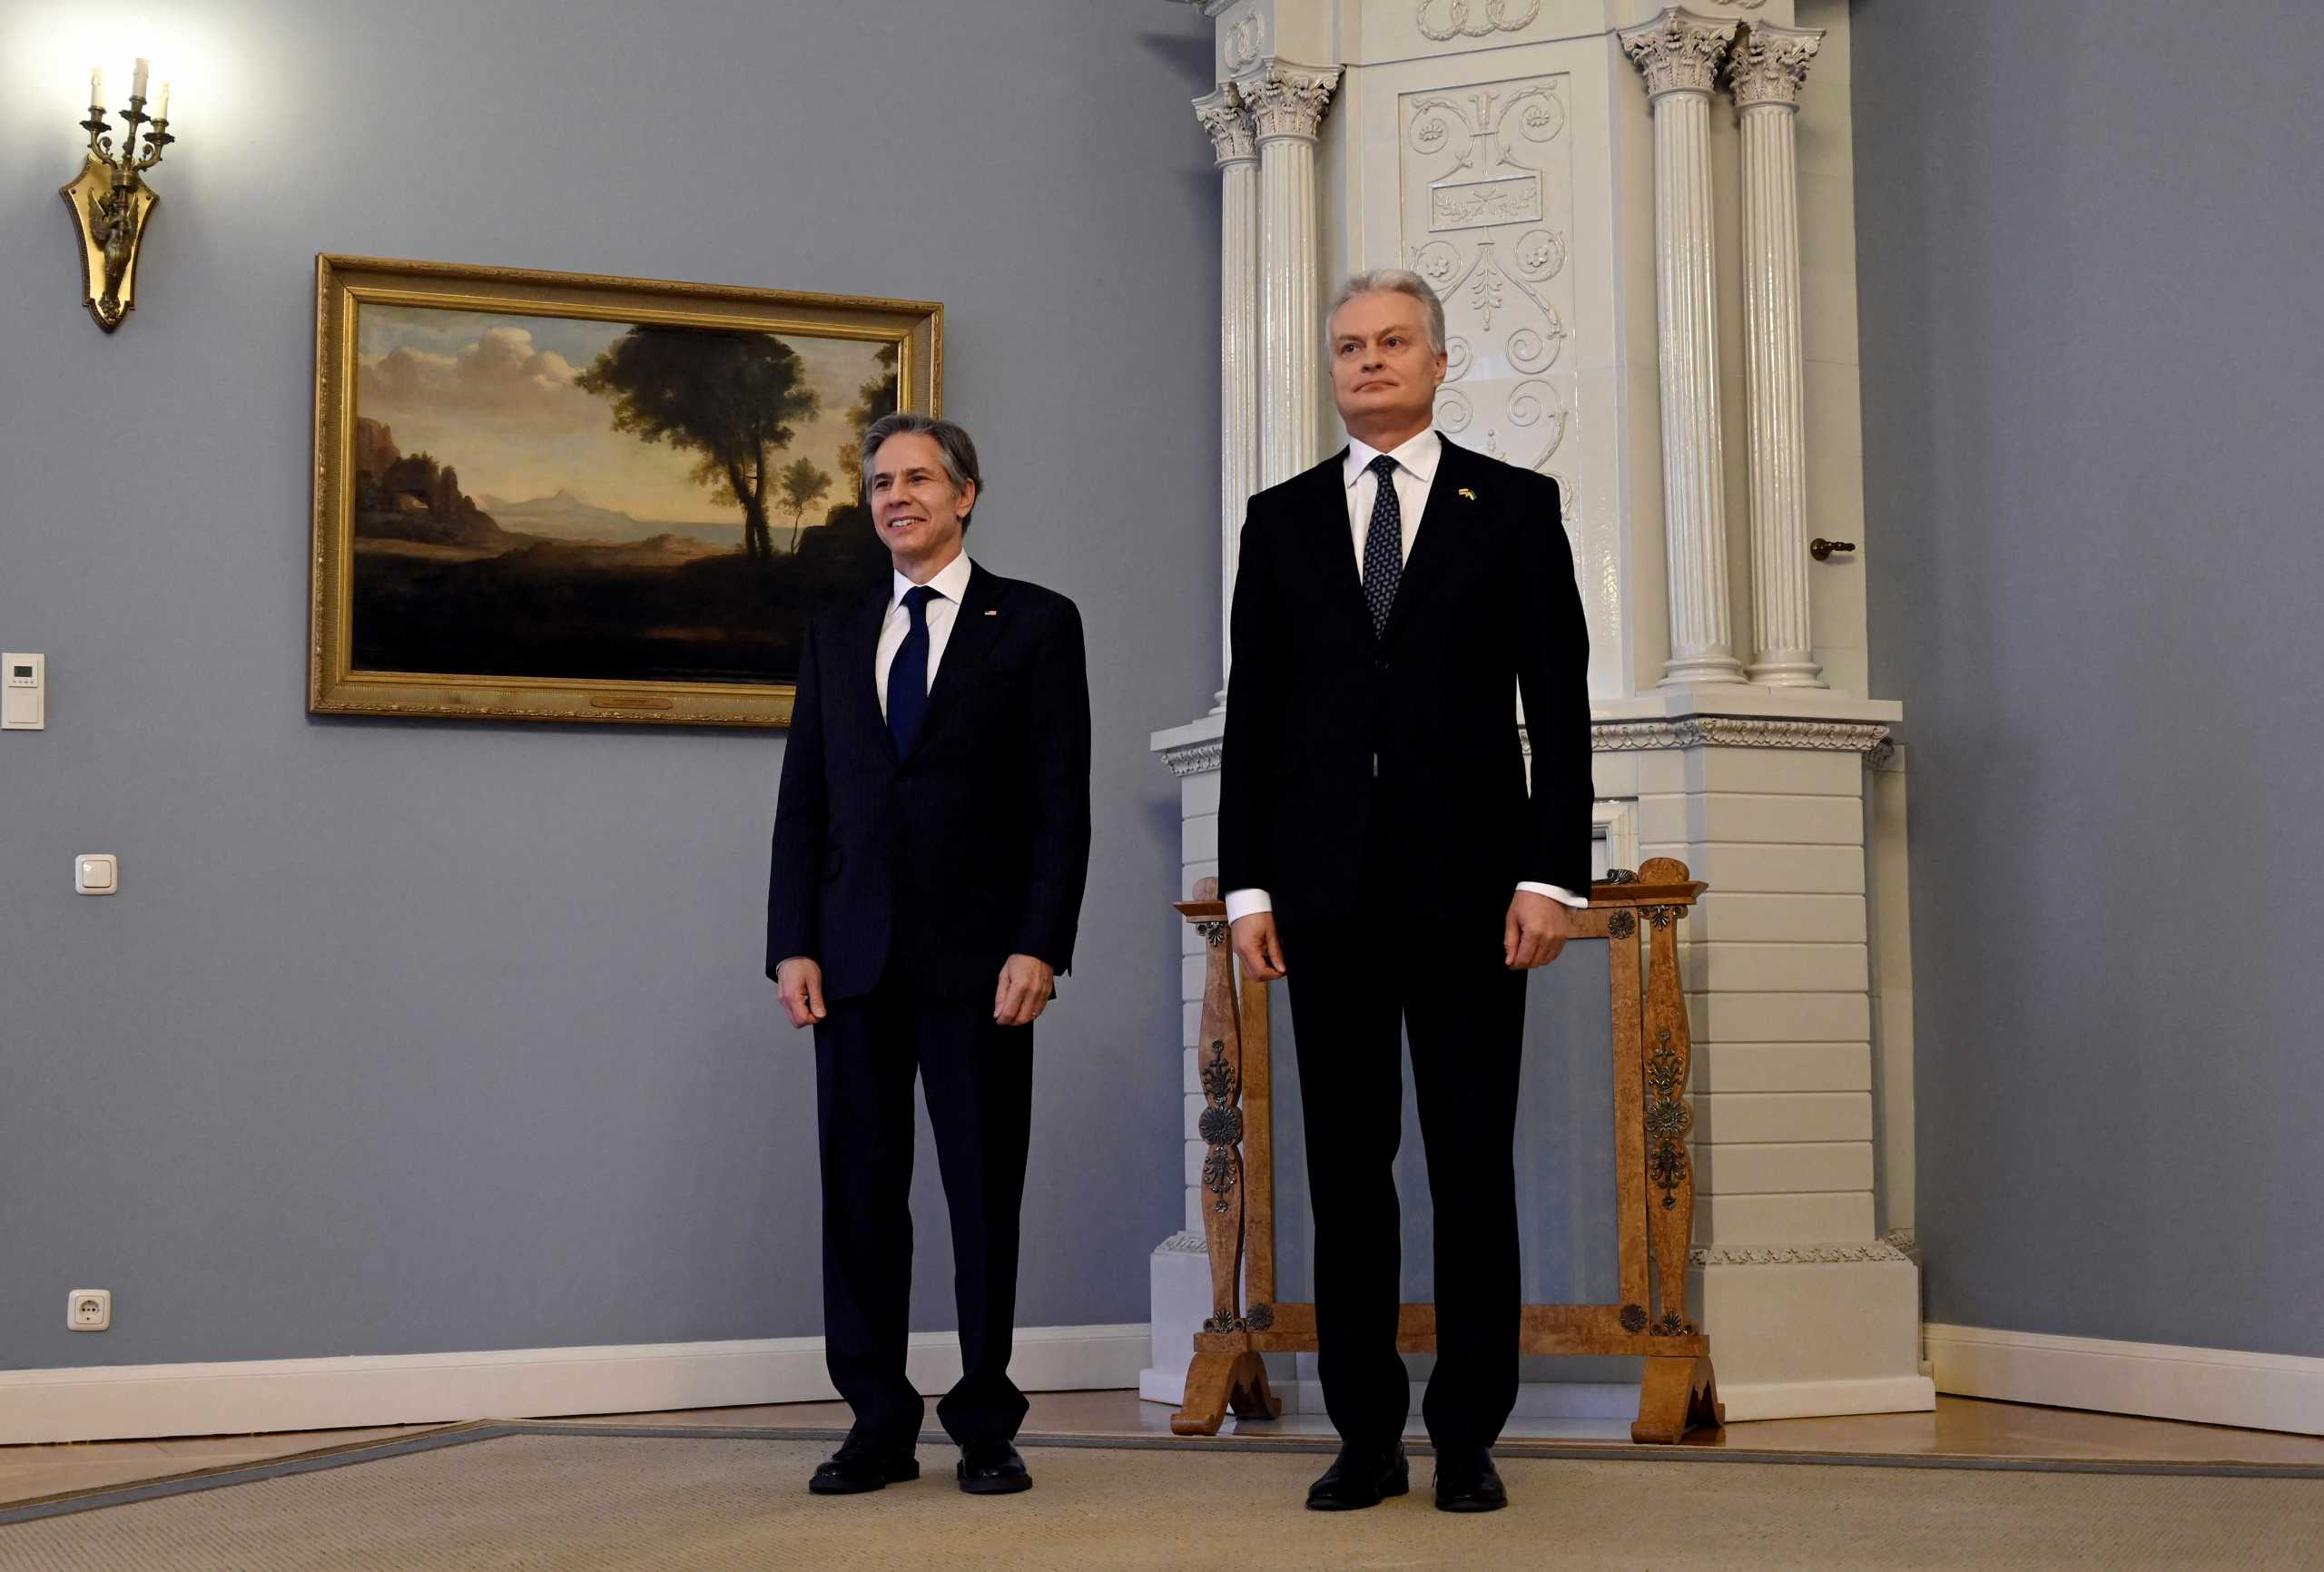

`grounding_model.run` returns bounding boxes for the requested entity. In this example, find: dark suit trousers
[1277,801,1527,1452]
[813,979,1033,1446]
